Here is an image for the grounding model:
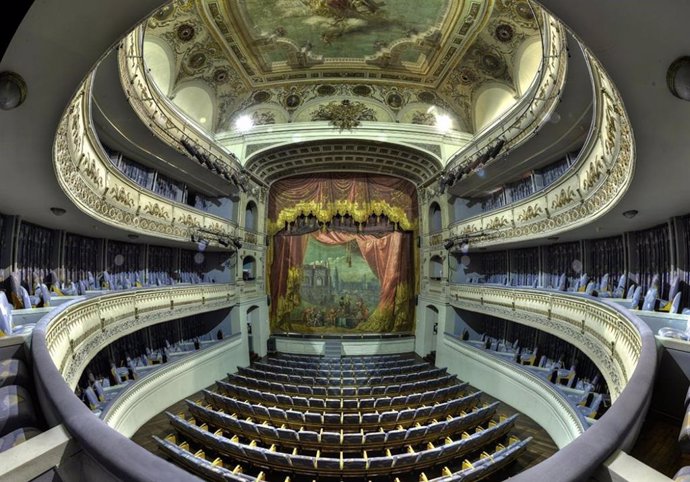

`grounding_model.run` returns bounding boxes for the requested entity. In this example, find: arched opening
[242,256,256,281]
[473,83,518,133]
[246,305,260,357]
[245,201,258,232]
[426,305,439,355]
[514,37,543,96]
[429,202,442,233]
[171,82,215,131]
[429,255,444,281]
[143,37,175,96]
